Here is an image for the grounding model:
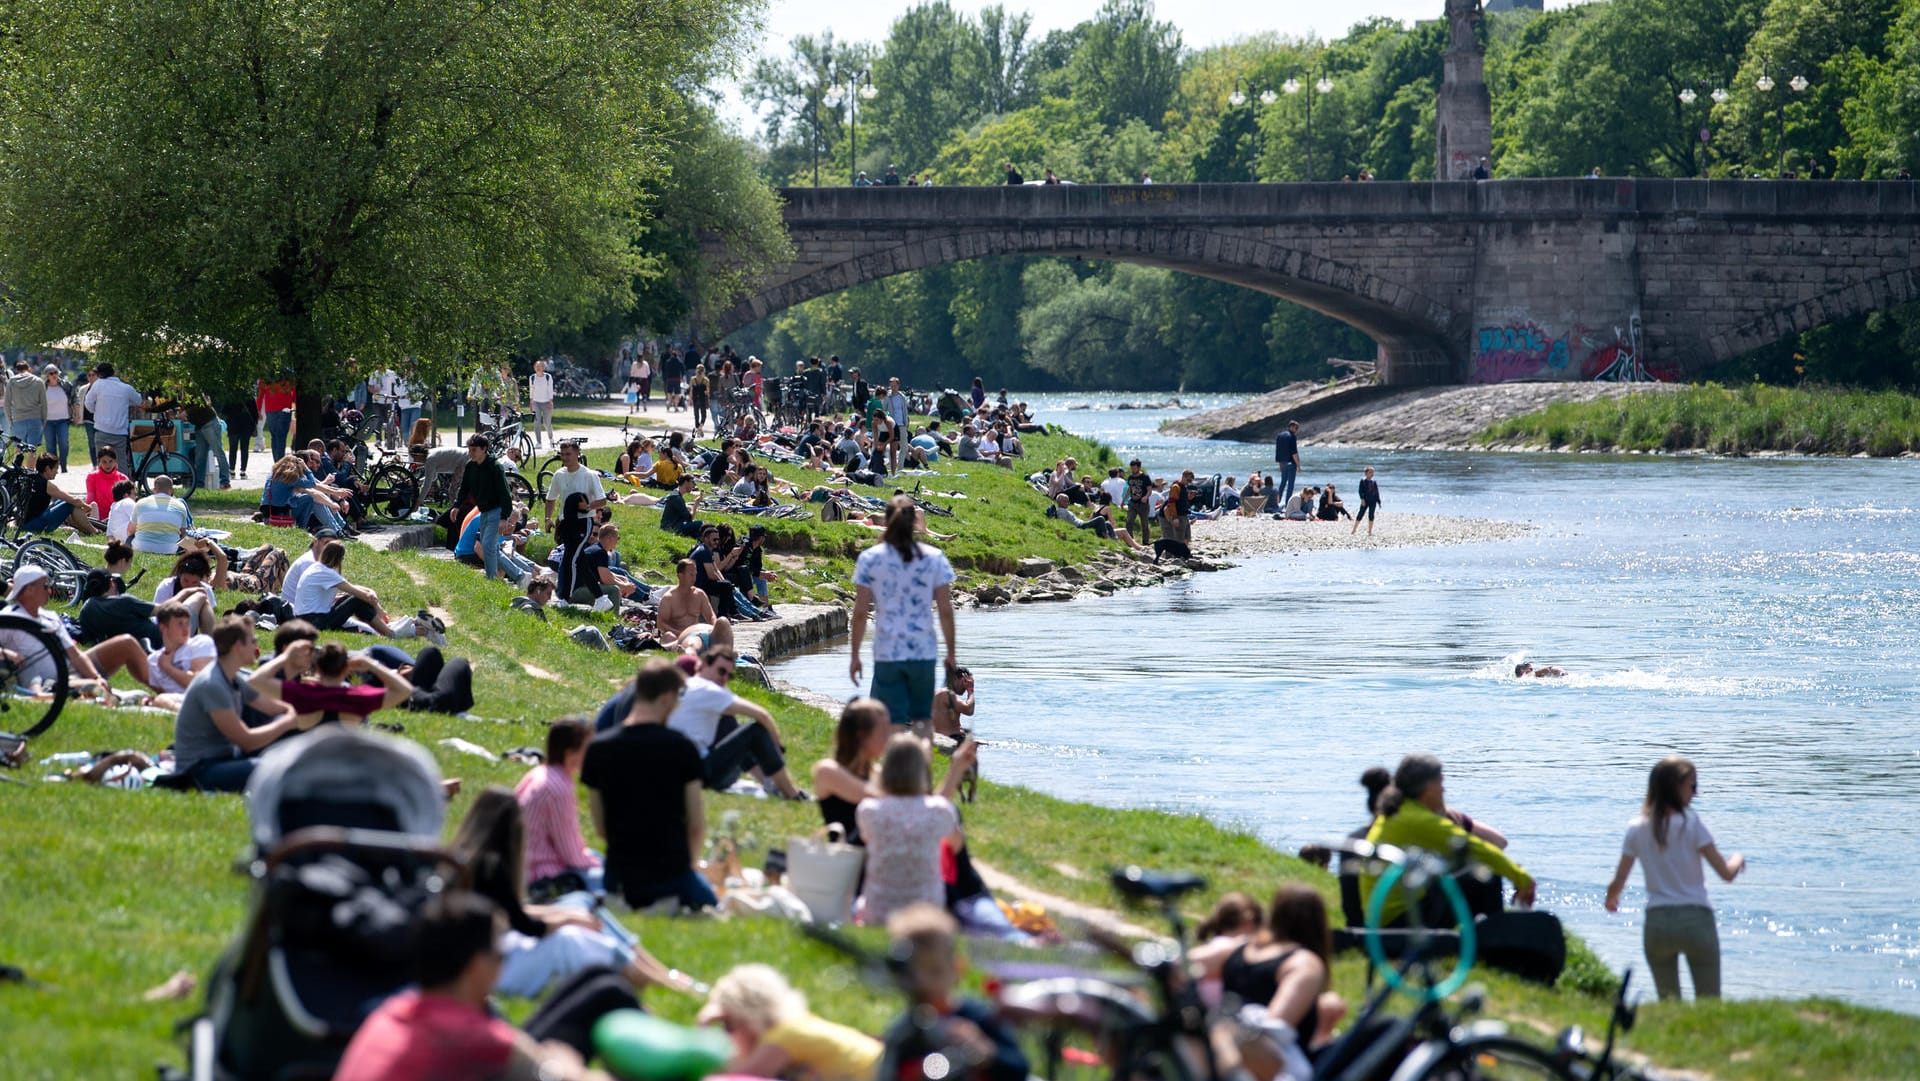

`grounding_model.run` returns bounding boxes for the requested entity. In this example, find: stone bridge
[704,180,1920,385]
